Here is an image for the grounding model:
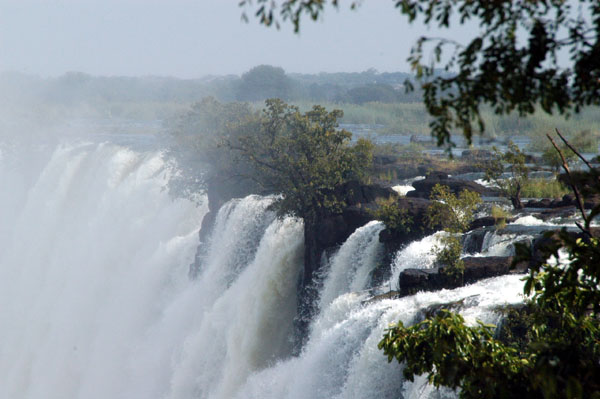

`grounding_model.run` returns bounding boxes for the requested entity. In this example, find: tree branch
[546,133,589,235]
[555,128,600,182]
